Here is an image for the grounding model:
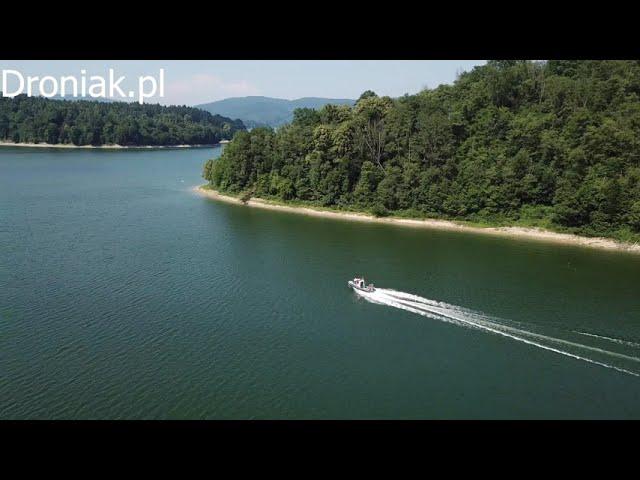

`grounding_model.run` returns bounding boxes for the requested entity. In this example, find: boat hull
[348,280,375,293]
